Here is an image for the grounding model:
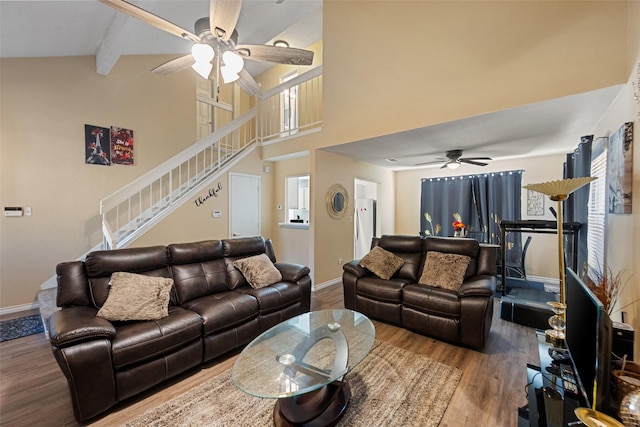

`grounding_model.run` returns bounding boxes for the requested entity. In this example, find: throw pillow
[359,246,405,280]
[97,272,173,321]
[419,251,471,291]
[233,253,283,289]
